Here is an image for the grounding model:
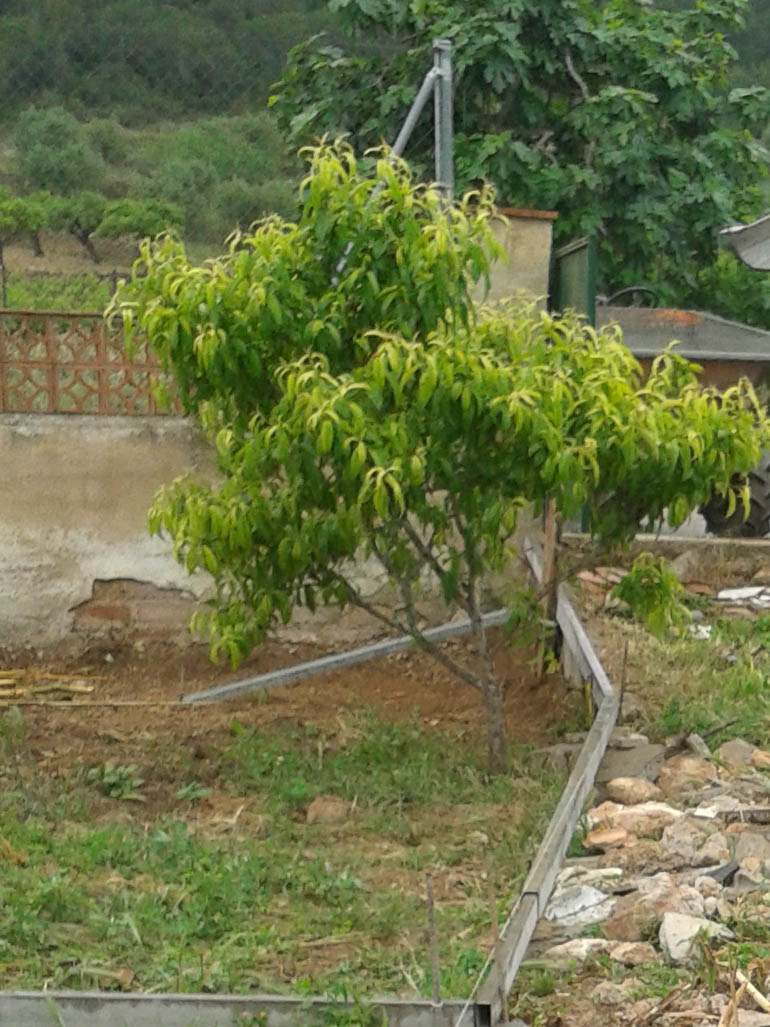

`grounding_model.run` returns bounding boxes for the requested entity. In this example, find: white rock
[609,941,657,966]
[689,624,713,640]
[591,980,627,1006]
[692,831,730,867]
[694,875,722,897]
[544,884,616,927]
[542,938,612,966]
[659,911,733,963]
[588,801,683,836]
[693,794,742,819]
[716,586,766,601]
[577,867,625,886]
[661,817,707,864]
[737,1012,770,1026]
[606,777,663,805]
